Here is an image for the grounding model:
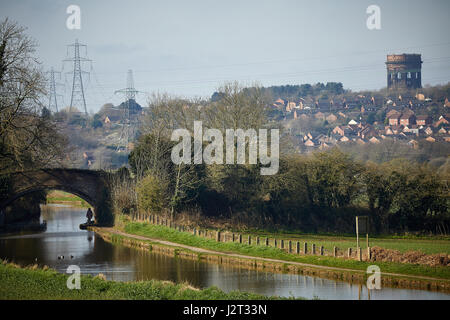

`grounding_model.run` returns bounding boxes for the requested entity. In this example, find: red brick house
[434,115,450,127]
[416,115,432,126]
[332,126,345,136]
[424,126,434,135]
[388,114,401,125]
[304,139,315,147]
[358,125,377,139]
[399,113,416,126]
